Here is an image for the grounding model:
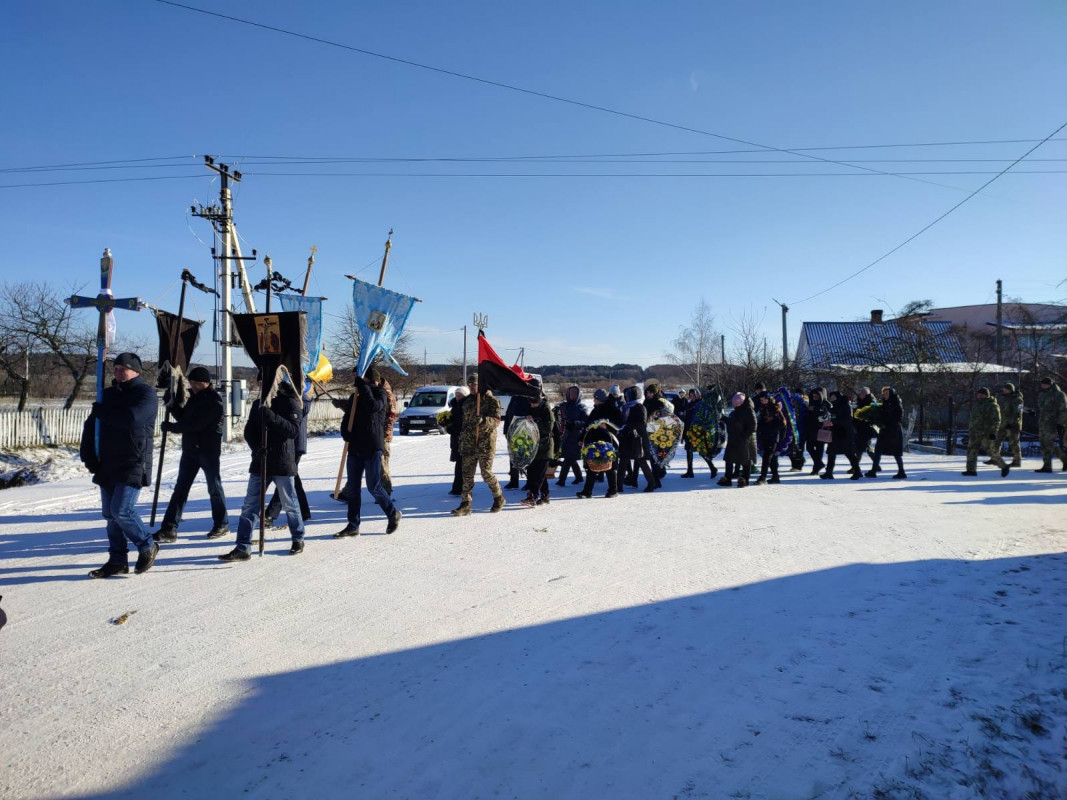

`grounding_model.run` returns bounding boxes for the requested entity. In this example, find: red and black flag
[477,330,540,397]
[154,310,200,373]
[232,311,307,402]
